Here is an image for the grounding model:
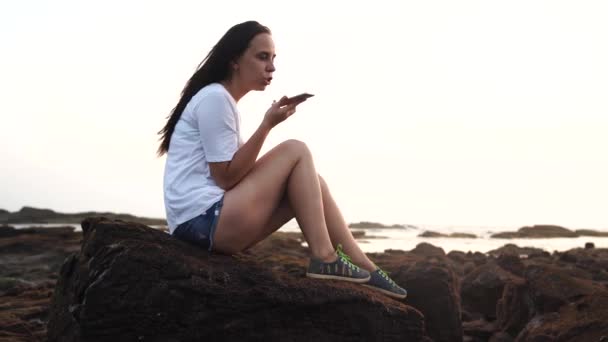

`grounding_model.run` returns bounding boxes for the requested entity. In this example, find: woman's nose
[267,62,276,72]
